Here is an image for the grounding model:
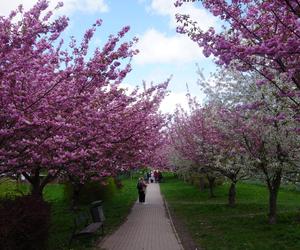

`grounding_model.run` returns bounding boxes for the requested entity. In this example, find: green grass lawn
[160,175,300,250]
[0,177,138,250]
